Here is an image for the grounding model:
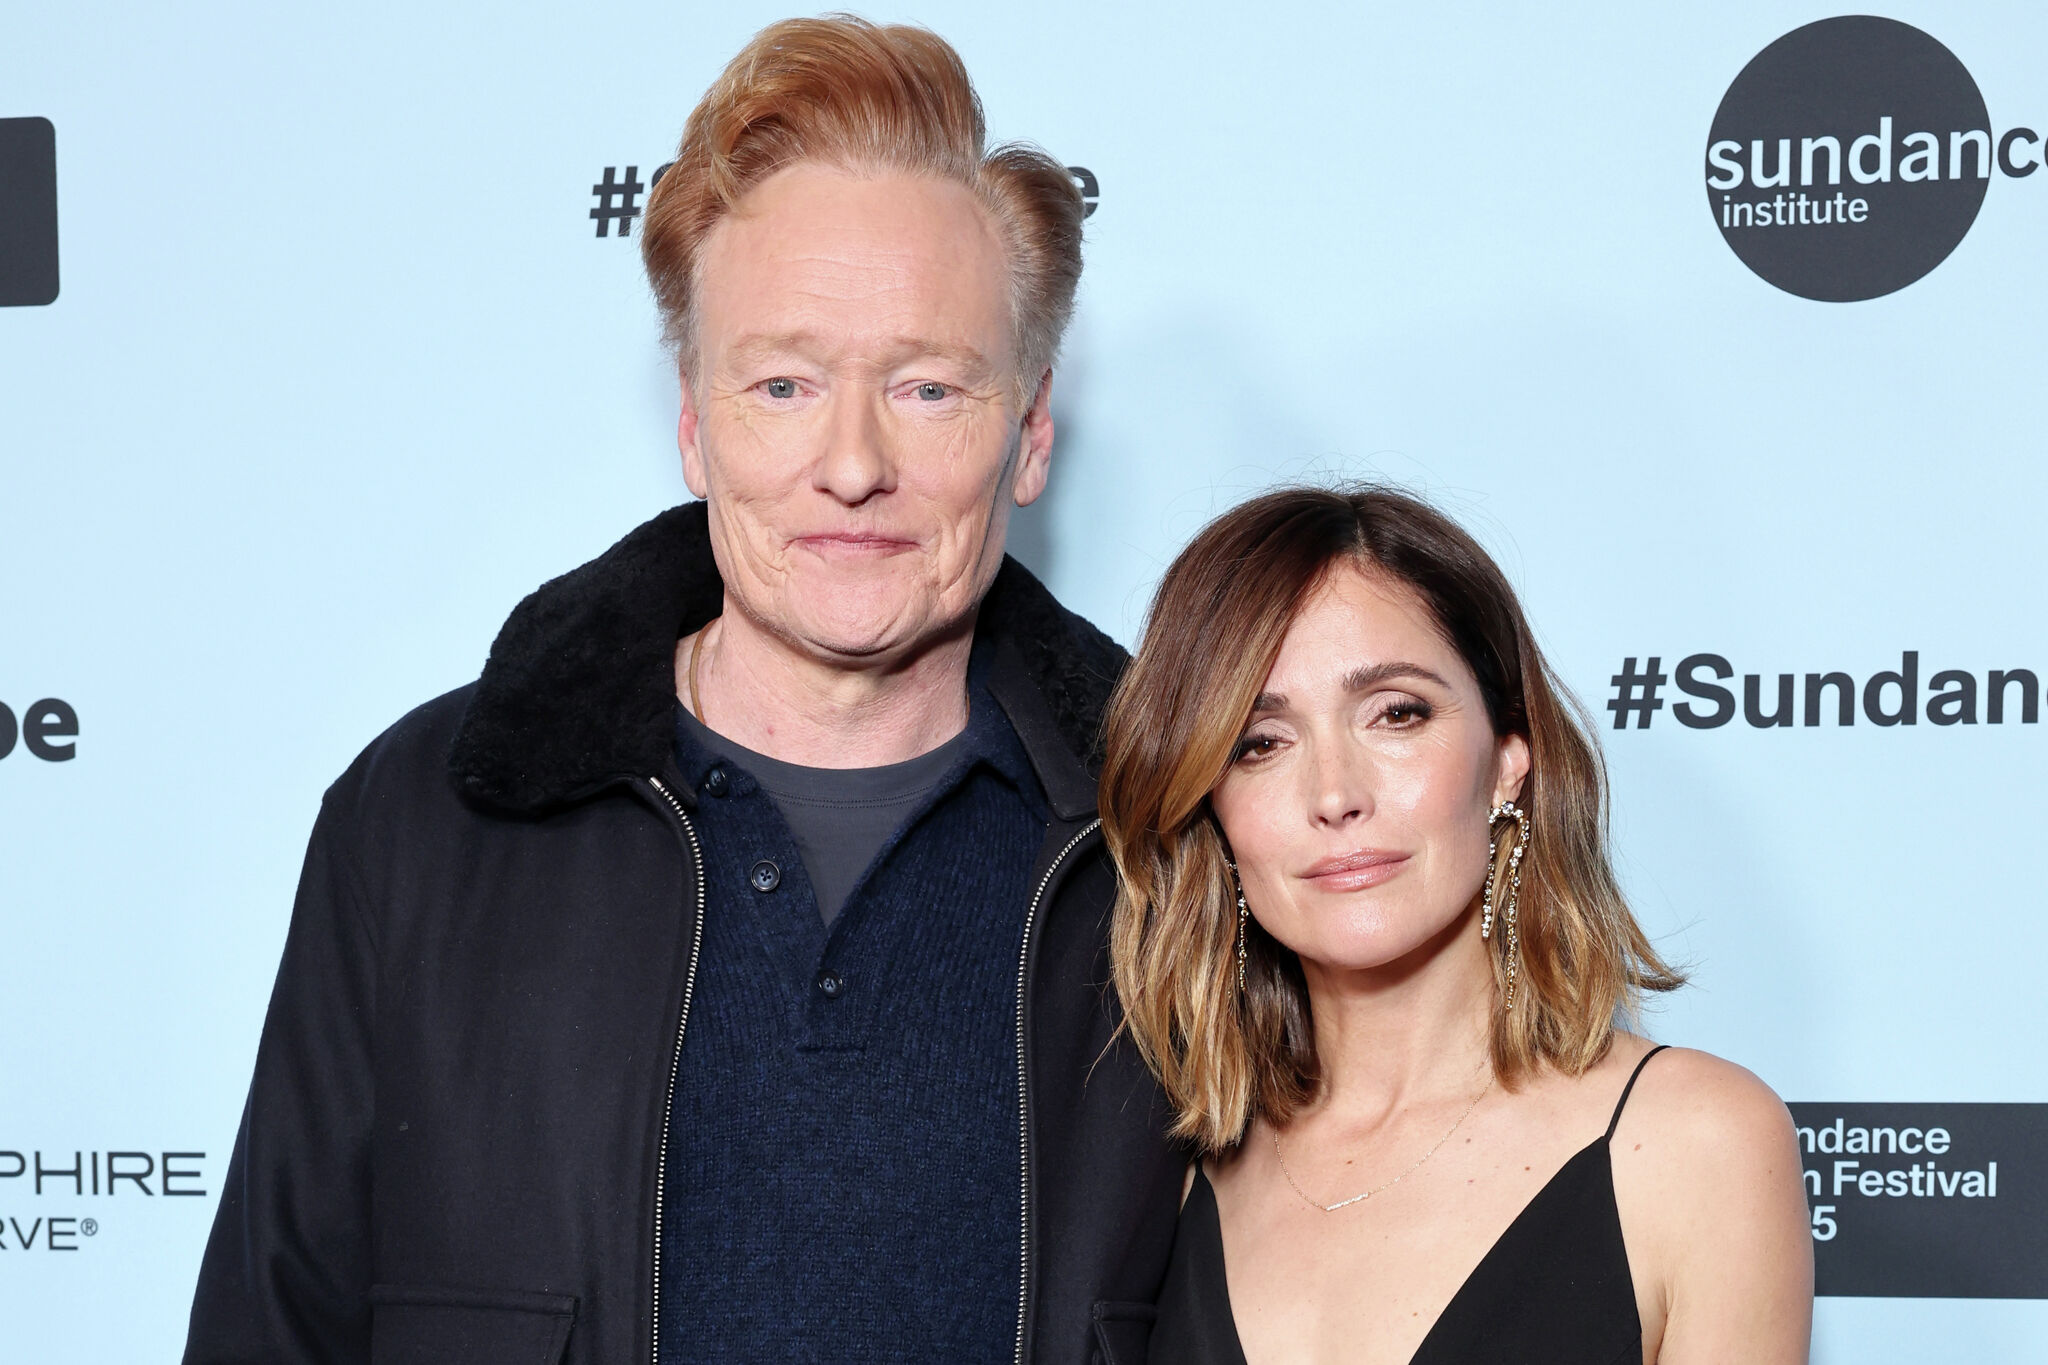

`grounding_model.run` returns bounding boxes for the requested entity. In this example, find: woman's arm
[1611,1048,1814,1365]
